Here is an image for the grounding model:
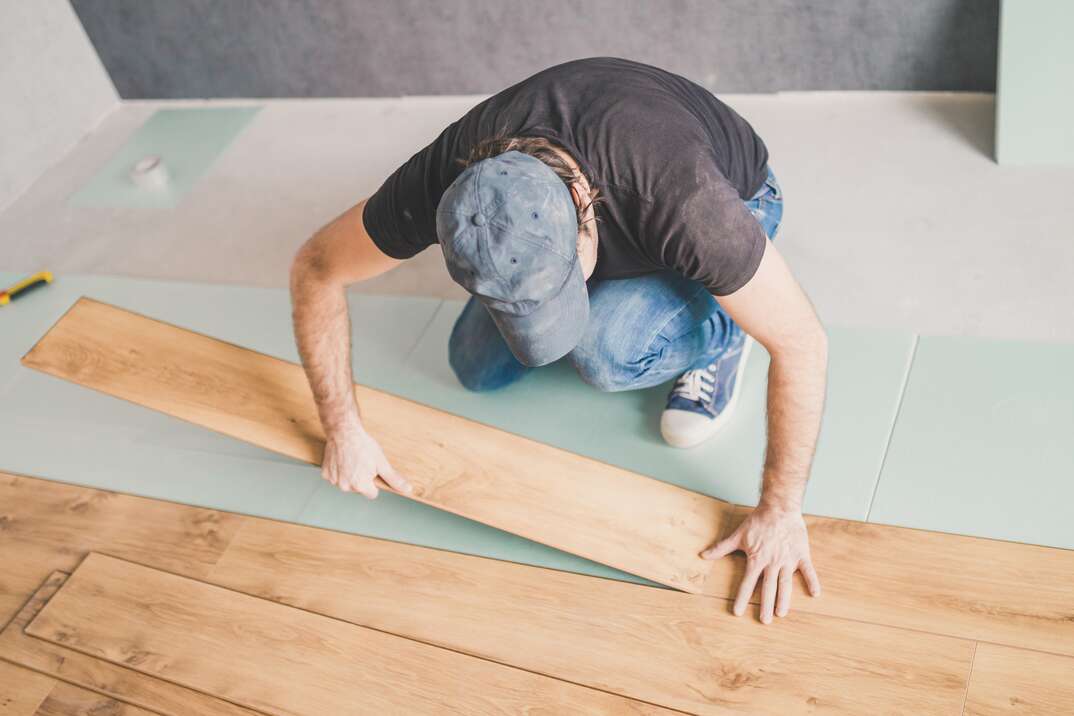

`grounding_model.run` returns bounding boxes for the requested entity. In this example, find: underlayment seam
[866,333,920,522]
[400,298,447,363]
